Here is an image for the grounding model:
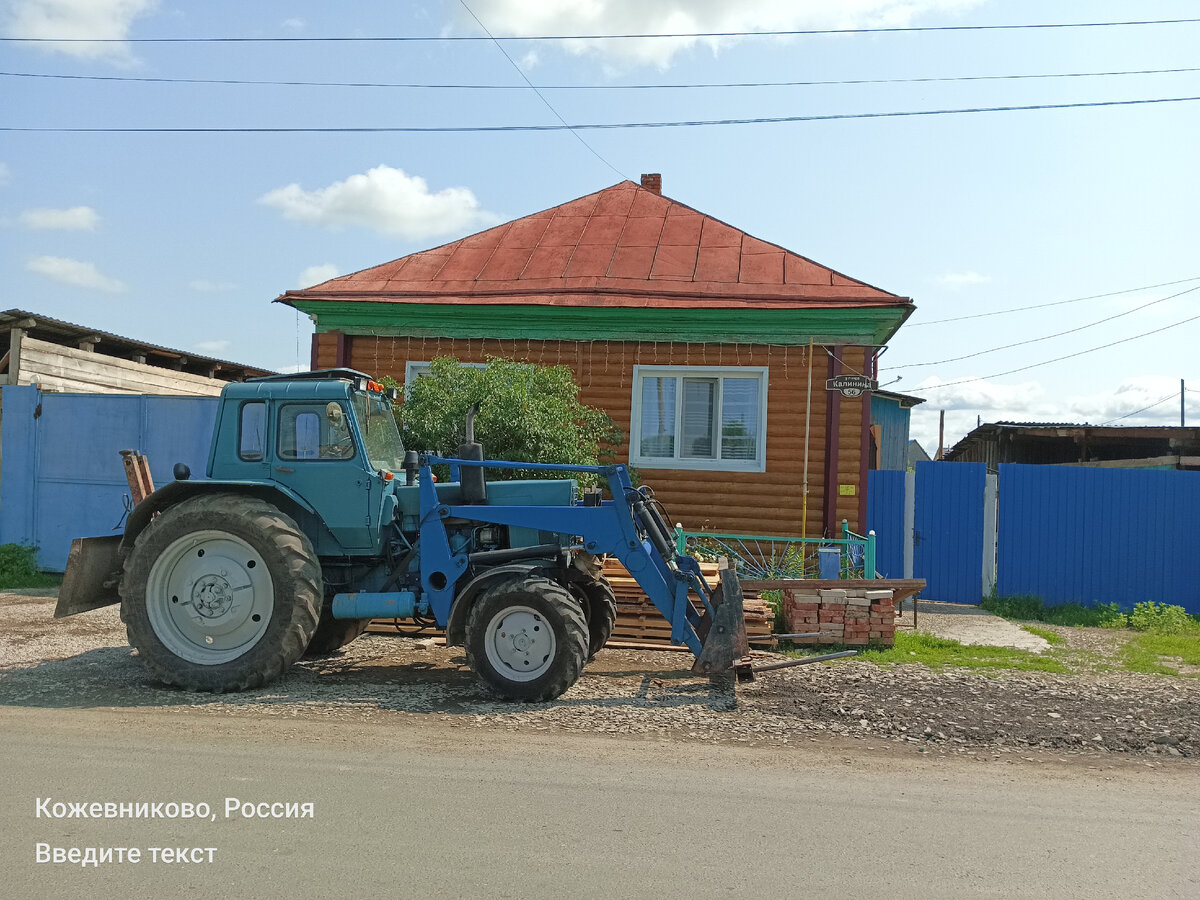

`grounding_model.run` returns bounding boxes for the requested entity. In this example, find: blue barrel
[818,546,841,580]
